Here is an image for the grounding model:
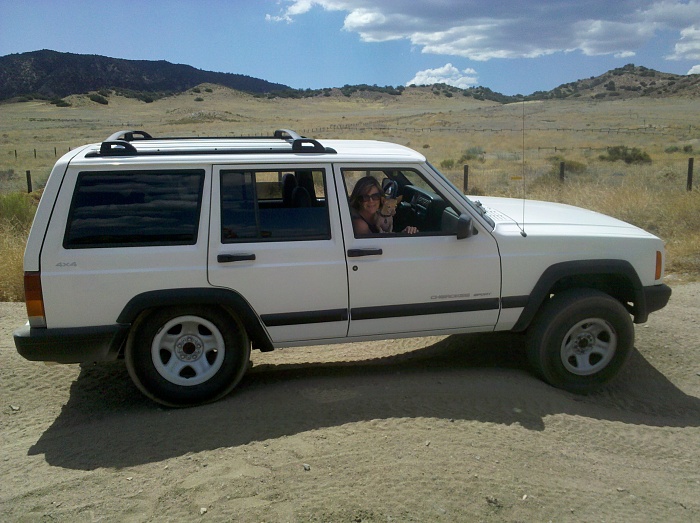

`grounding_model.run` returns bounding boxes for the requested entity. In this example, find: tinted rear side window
[64,170,205,248]
[220,169,330,242]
